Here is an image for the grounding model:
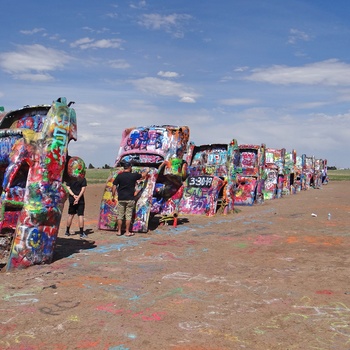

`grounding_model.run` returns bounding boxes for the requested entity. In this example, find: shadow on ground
[148,216,189,231]
[53,229,97,262]
[0,230,97,270]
